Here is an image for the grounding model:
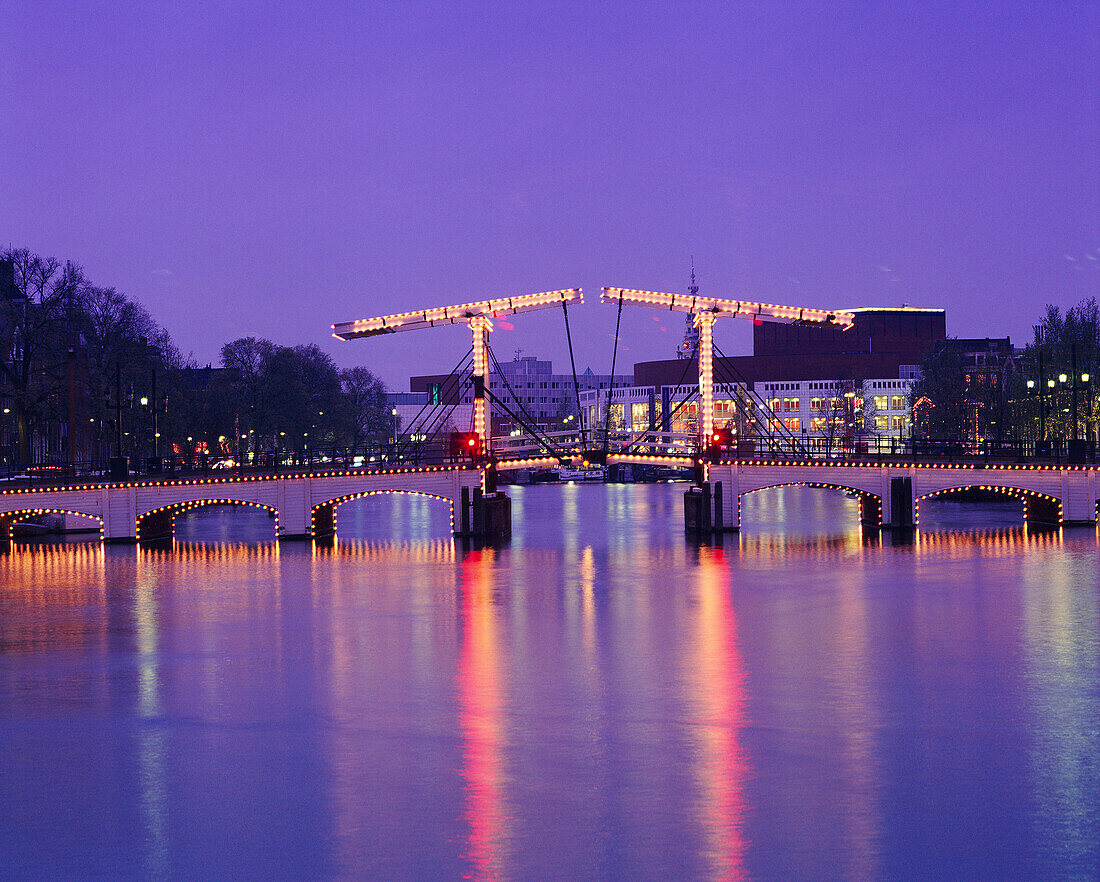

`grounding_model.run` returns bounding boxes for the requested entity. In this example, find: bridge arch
[311,490,457,539]
[738,481,883,528]
[916,485,1062,526]
[0,507,105,542]
[136,499,281,542]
